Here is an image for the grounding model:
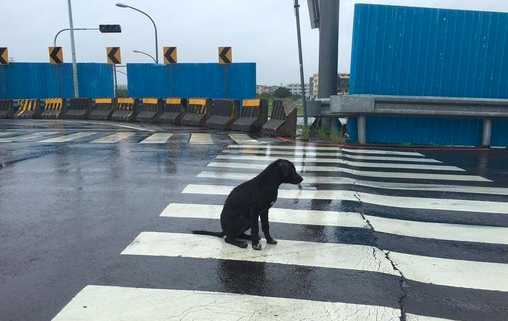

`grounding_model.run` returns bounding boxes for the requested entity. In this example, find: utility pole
[294,0,308,127]
[66,0,79,97]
